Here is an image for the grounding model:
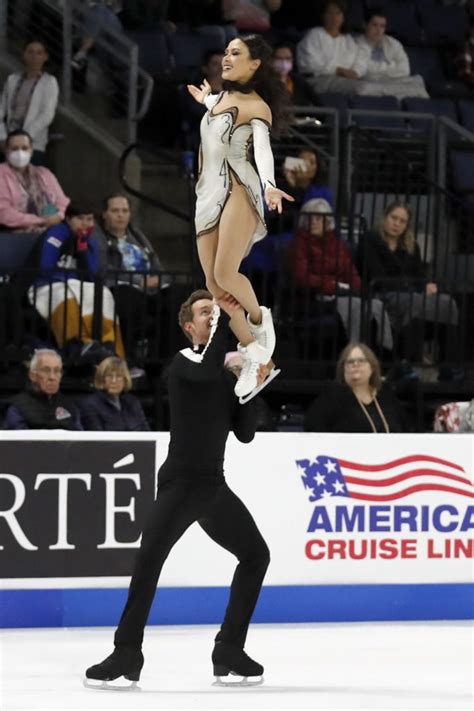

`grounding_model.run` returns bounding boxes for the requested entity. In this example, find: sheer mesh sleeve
[250,118,275,191]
